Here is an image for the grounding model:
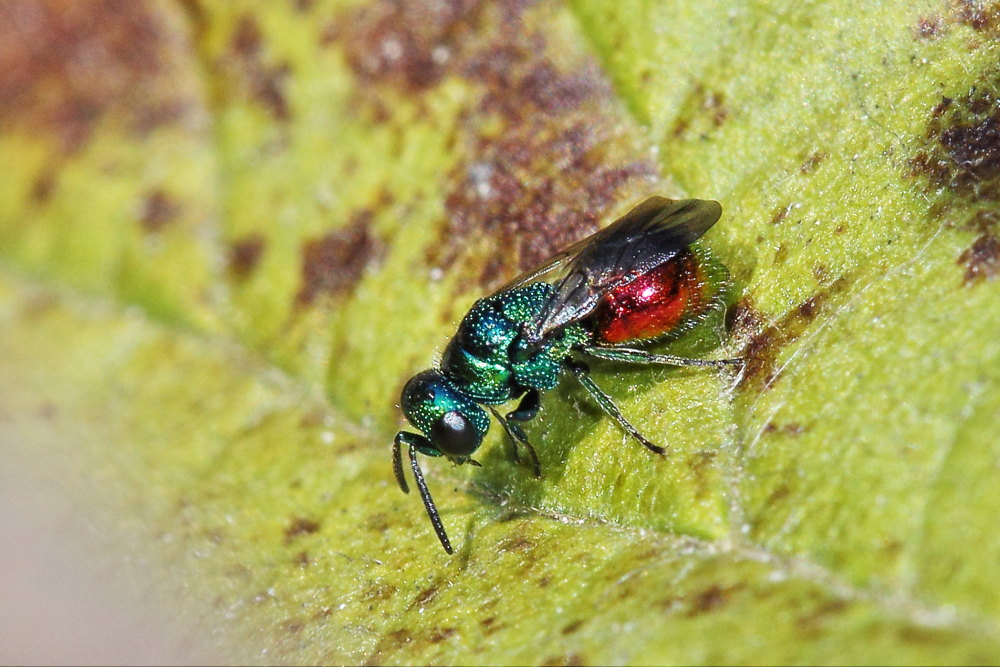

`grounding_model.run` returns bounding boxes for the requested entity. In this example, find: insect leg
[488,406,522,465]
[509,389,541,421]
[582,345,742,368]
[507,390,542,477]
[407,441,454,554]
[565,360,666,455]
[488,404,542,478]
